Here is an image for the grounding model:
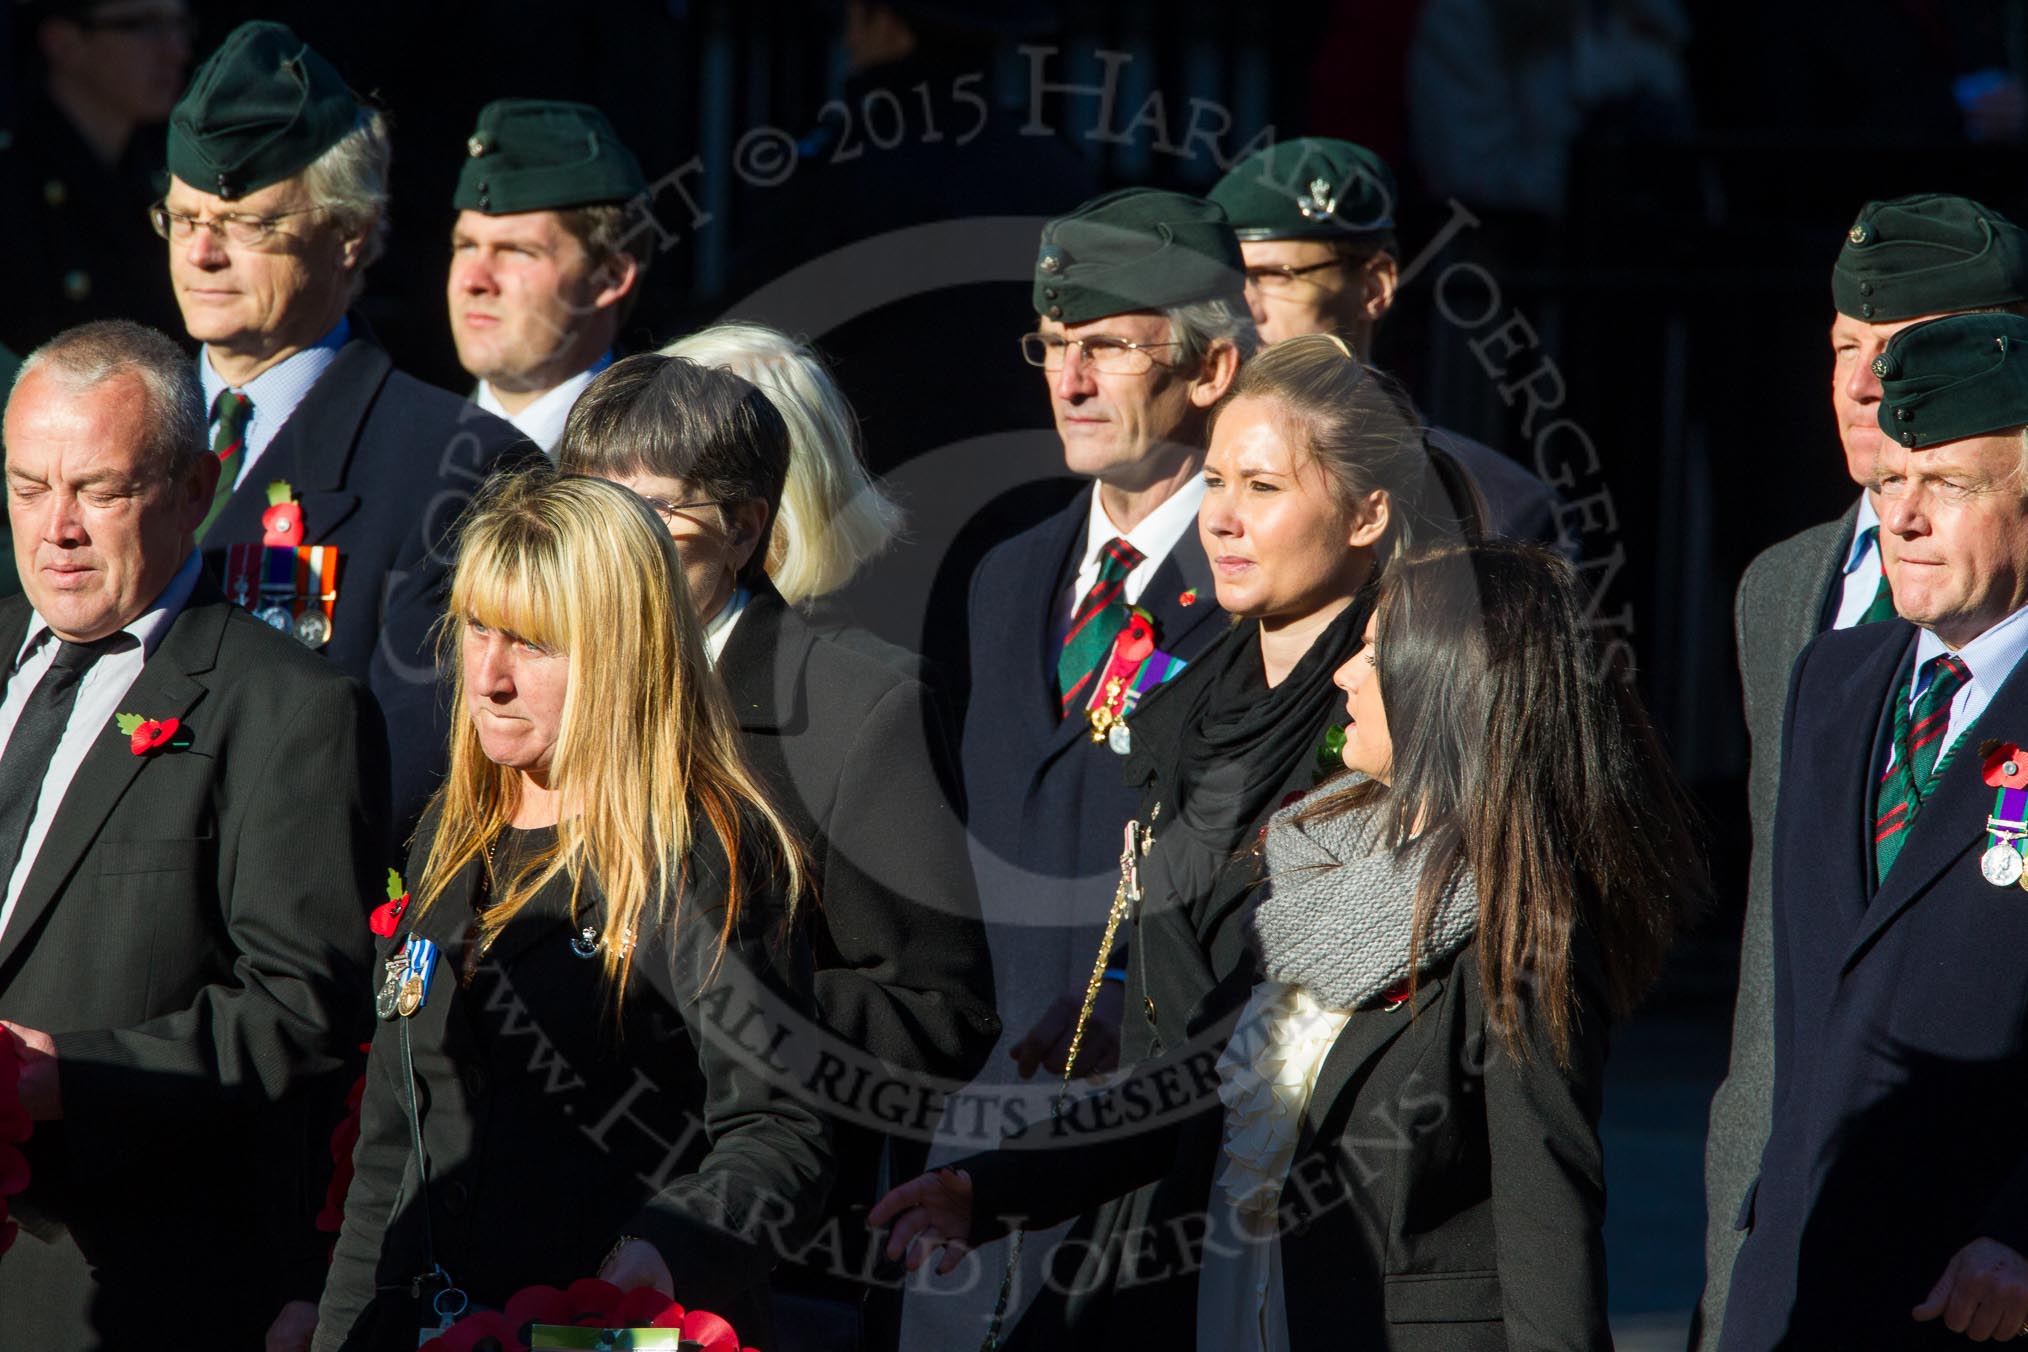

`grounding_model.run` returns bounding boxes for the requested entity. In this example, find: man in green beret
[1700,191,2028,1348]
[448,99,651,455]
[1724,311,2028,1347]
[155,19,529,837]
[938,184,1251,1344]
[1211,135,1564,547]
